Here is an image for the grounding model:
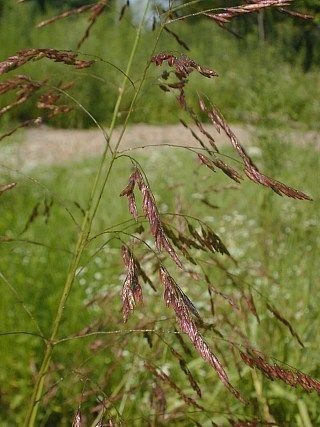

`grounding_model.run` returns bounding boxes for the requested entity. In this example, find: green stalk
[24,231,88,427]
[24,4,152,426]
[89,23,165,224]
